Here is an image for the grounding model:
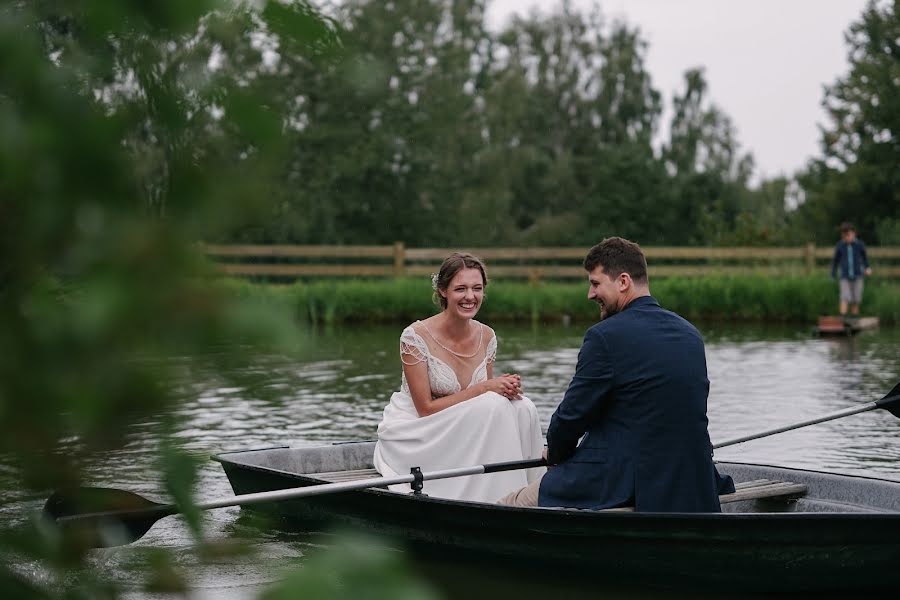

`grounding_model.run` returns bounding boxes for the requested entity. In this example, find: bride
[373,252,545,502]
